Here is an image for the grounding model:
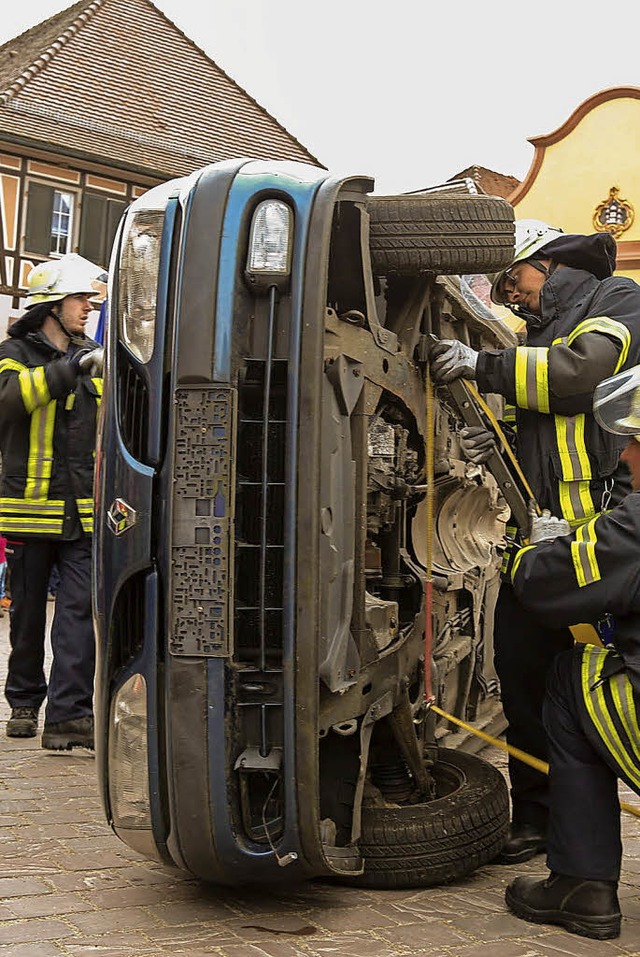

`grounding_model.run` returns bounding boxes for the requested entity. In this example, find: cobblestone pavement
[2,608,640,956]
